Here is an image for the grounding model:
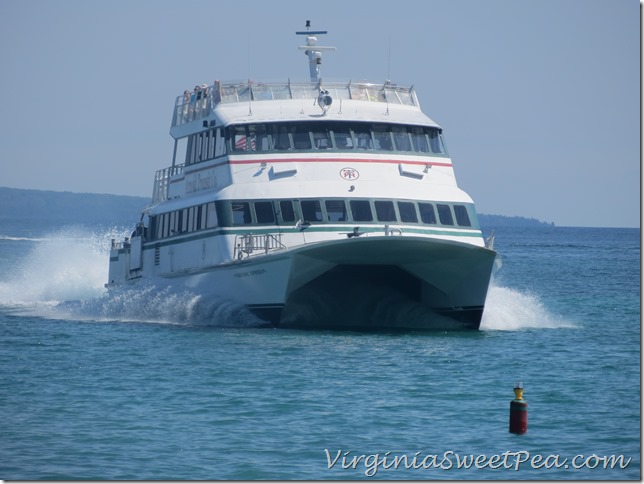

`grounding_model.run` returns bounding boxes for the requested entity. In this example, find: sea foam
[0,227,571,330]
